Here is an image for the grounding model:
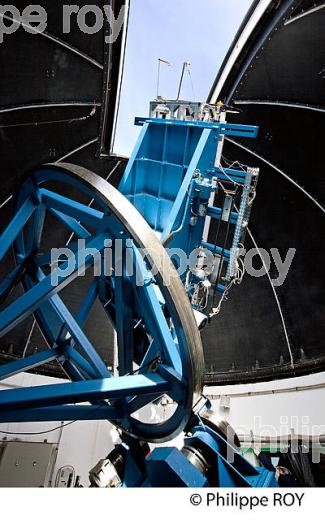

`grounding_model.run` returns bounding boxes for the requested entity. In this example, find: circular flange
[7,163,205,442]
